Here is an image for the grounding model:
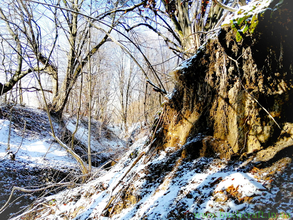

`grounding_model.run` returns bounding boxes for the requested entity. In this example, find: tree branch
[96,2,144,20]
[213,0,237,12]
[0,66,46,96]
[0,182,71,215]
[125,22,181,51]
[20,87,53,93]
[147,79,167,95]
